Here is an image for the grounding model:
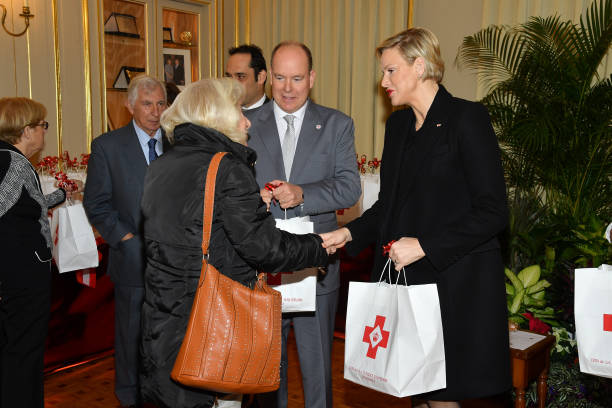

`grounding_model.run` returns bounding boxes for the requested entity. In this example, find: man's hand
[121,232,134,242]
[269,180,303,209]
[320,227,352,255]
[388,237,425,271]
